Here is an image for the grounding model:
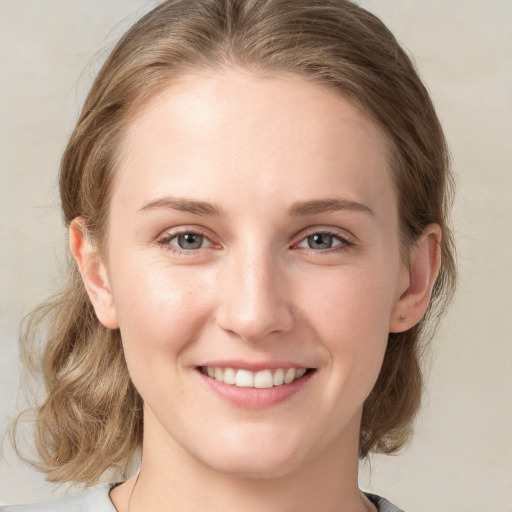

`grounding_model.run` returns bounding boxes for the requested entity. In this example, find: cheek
[305,267,396,337]
[109,260,213,370]
[304,267,396,385]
